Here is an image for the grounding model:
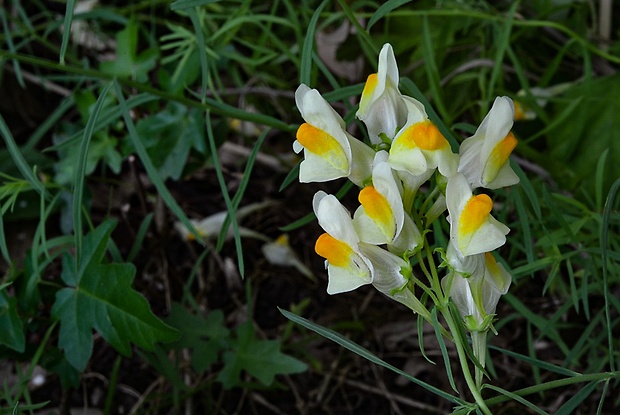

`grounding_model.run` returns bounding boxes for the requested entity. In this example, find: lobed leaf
[52,220,178,372]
